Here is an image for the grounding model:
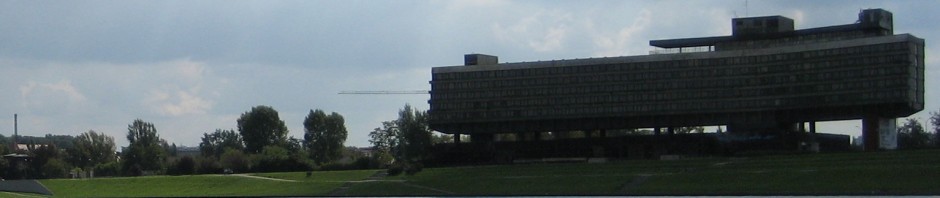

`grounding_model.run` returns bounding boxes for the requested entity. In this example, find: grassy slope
[41,170,377,197]
[349,149,940,196]
[38,150,940,196]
